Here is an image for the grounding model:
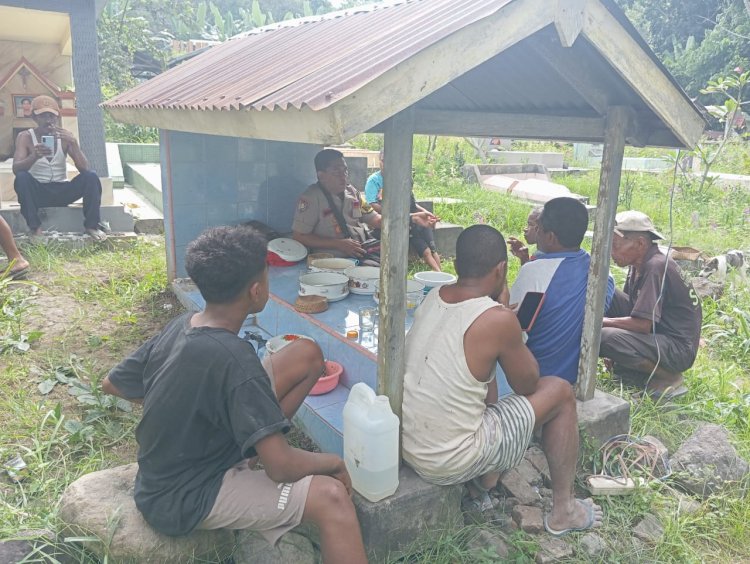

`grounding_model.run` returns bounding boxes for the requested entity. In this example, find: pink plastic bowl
[310,361,342,395]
